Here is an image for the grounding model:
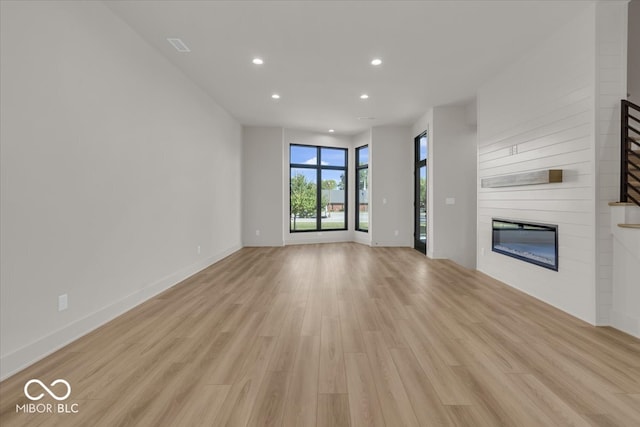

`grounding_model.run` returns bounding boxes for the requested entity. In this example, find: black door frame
[414,132,427,253]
